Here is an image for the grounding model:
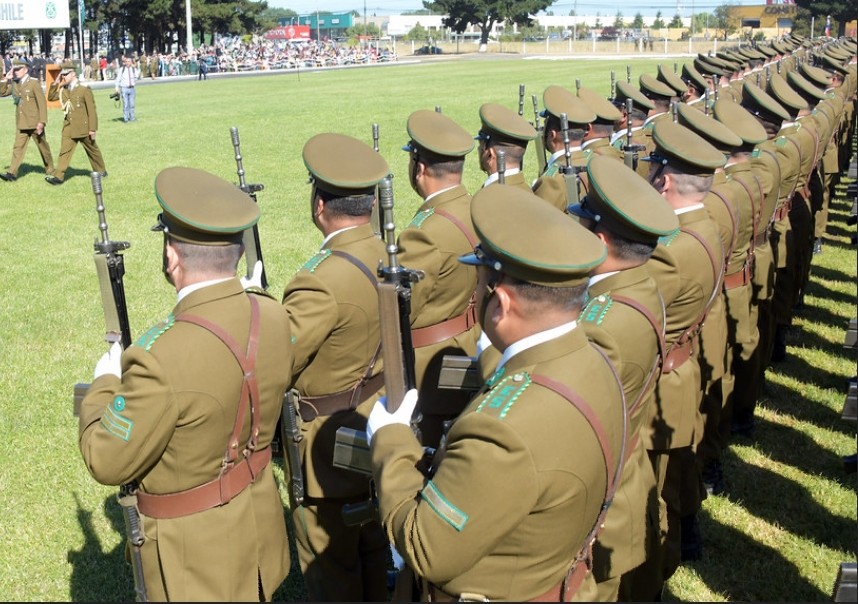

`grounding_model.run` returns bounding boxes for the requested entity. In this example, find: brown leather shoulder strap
[708,188,738,264]
[329,249,379,287]
[433,208,479,249]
